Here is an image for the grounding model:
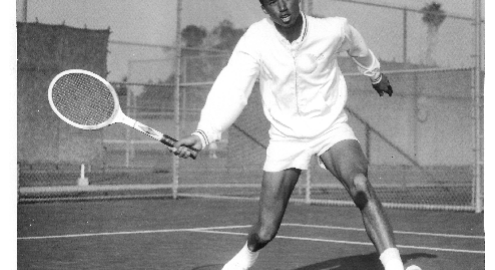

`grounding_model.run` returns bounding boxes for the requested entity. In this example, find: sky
[15,0,485,82]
